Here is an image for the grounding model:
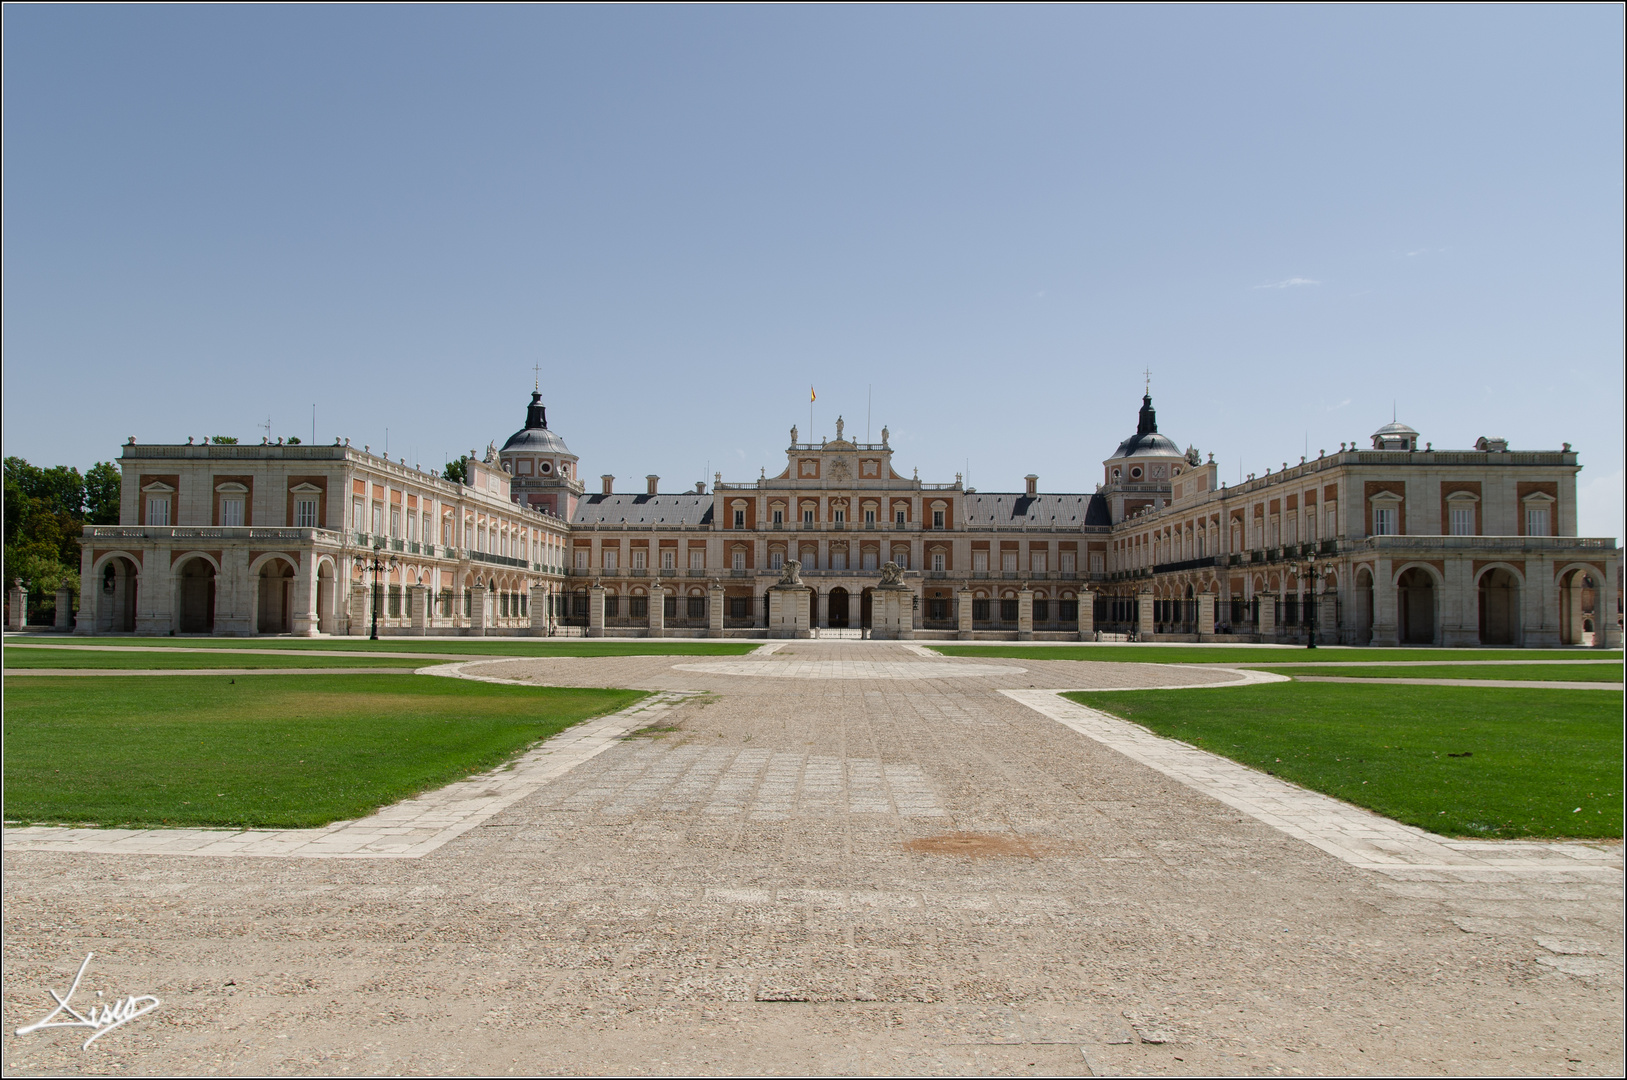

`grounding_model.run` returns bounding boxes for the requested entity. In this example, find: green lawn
[1067,683,1623,839]
[932,644,1621,665]
[4,648,427,669]
[3,675,646,828]
[1261,663,1623,683]
[4,636,759,658]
